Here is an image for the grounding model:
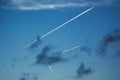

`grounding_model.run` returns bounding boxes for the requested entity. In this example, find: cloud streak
[1,0,119,10]
[1,0,92,10]
[18,2,92,10]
